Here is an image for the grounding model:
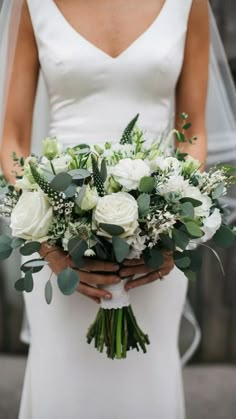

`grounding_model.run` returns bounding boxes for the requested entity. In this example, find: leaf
[24,271,34,293]
[175,131,186,143]
[144,248,164,269]
[184,222,204,238]
[112,236,130,263]
[180,197,202,208]
[174,252,191,269]
[173,229,190,250]
[0,235,12,246]
[20,241,41,256]
[63,183,77,198]
[180,202,194,218]
[57,267,80,295]
[50,172,72,192]
[15,278,25,292]
[68,169,91,181]
[100,159,107,182]
[68,238,88,268]
[213,225,235,248]
[139,176,155,193]
[182,122,192,130]
[23,259,49,269]
[11,237,26,249]
[212,182,225,200]
[159,233,175,251]
[21,259,45,273]
[0,246,13,260]
[184,270,197,281]
[99,223,125,236]
[45,280,53,304]
[137,193,150,216]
